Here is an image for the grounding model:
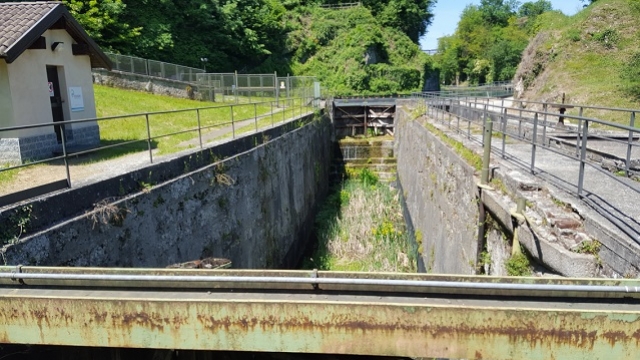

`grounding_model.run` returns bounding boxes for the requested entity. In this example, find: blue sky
[420,0,585,50]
